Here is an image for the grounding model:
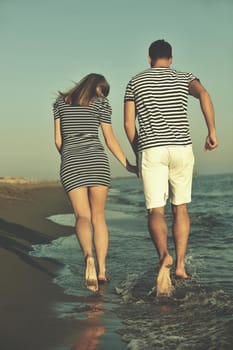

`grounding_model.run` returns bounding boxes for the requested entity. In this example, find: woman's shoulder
[91,97,112,118]
[91,96,111,108]
[91,96,106,104]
